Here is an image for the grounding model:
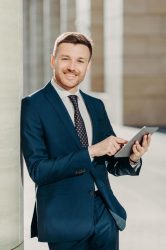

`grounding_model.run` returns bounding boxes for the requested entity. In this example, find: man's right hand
[88,136,128,158]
